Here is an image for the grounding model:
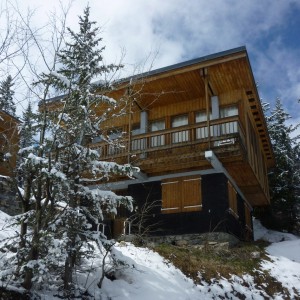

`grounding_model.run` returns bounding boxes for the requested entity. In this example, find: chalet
[47,46,274,241]
[89,46,274,241]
